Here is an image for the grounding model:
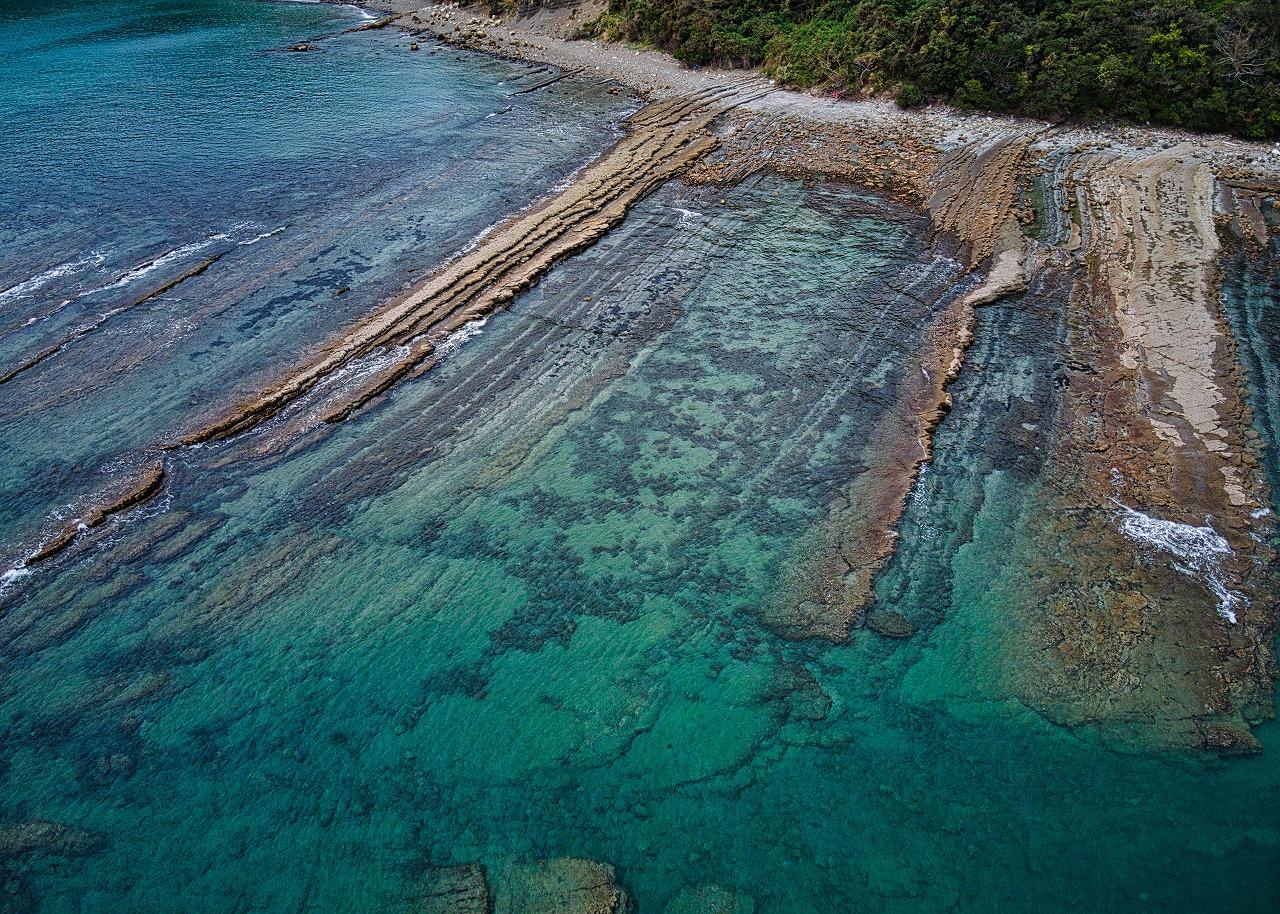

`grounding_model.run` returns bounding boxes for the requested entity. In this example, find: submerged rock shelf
[2,2,1280,912]
[684,88,1280,751]
[179,86,766,447]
